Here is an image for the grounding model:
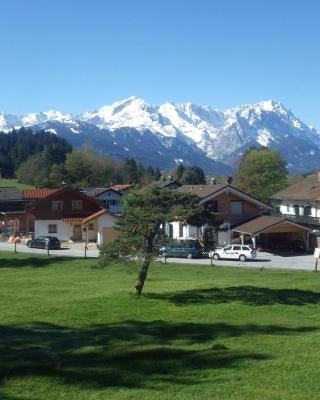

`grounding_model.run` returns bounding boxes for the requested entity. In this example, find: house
[22,188,60,233]
[83,209,119,245]
[32,186,105,241]
[168,183,272,246]
[82,184,133,215]
[167,182,312,252]
[271,173,320,227]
